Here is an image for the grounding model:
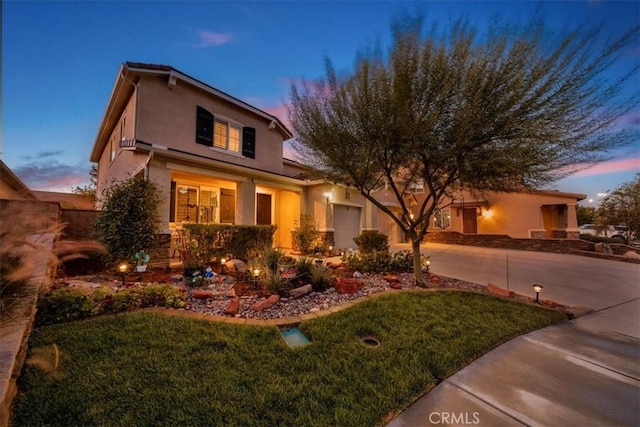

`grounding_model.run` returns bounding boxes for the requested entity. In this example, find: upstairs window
[195,106,256,156]
[214,119,241,153]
